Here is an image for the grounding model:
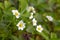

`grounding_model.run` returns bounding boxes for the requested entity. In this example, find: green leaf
[57,0,60,4]
[21,12,30,18]
[50,32,58,40]
[37,0,46,4]
[37,32,49,40]
[19,0,28,12]
[54,21,60,31]
[11,35,19,40]
[4,1,11,9]
[0,3,4,9]
[19,35,24,40]
[26,25,36,34]
[30,37,34,40]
